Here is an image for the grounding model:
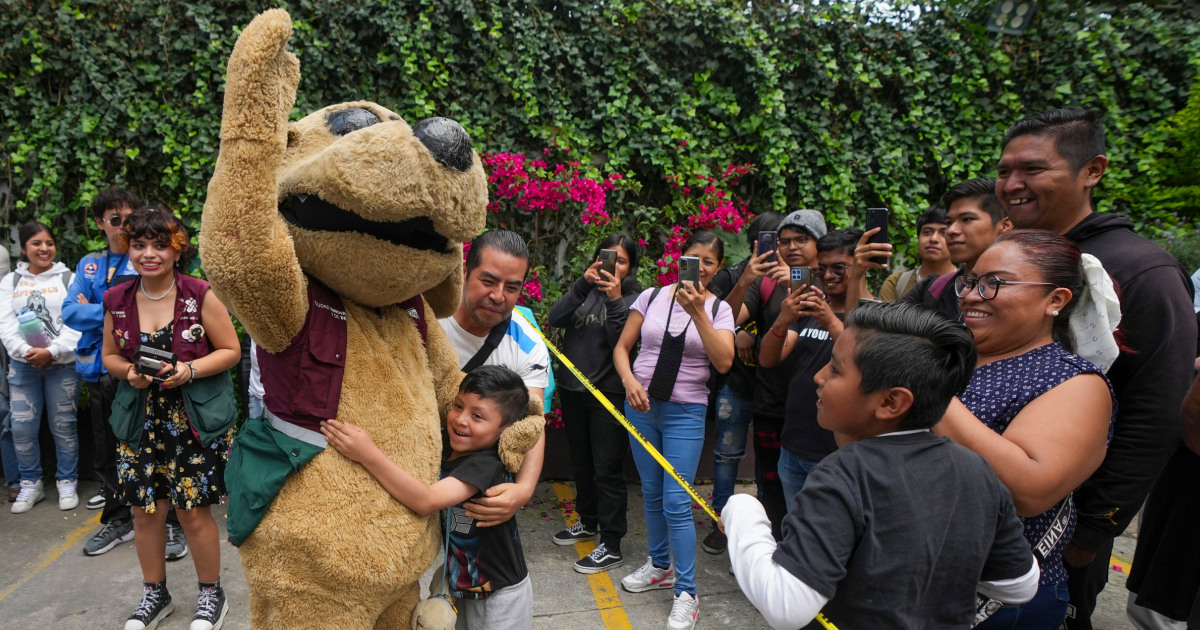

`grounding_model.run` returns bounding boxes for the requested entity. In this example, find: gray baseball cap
[778,209,827,240]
